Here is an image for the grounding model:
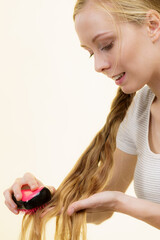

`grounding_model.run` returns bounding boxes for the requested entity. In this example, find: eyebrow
[81,31,112,48]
